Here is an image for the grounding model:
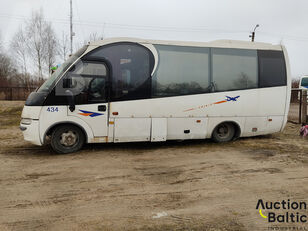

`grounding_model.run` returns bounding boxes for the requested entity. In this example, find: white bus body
[20,38,291,153]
